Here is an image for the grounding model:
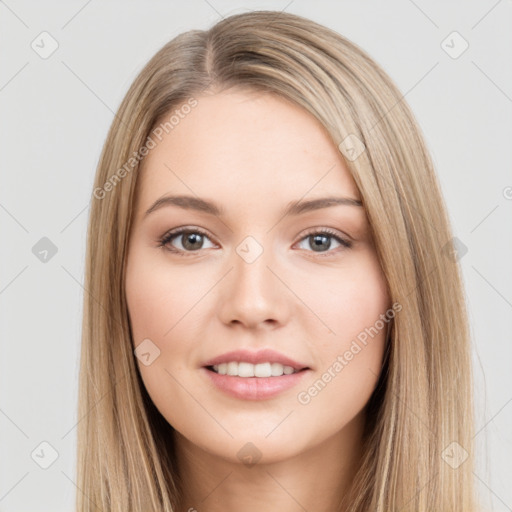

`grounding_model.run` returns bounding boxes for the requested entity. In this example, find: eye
[158,227,216,256]
[158,226,352,257]
[295,228,352,256]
